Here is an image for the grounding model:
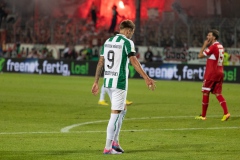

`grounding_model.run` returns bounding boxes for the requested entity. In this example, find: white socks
[114,110,127,143]
[105,110,127,149]
[105,113,120,149]
[99,85,106,101]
